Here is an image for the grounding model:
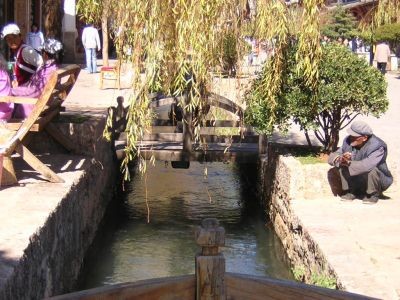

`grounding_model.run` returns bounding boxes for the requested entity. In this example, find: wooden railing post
[195,218,226,300]
[182,91,193,155]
